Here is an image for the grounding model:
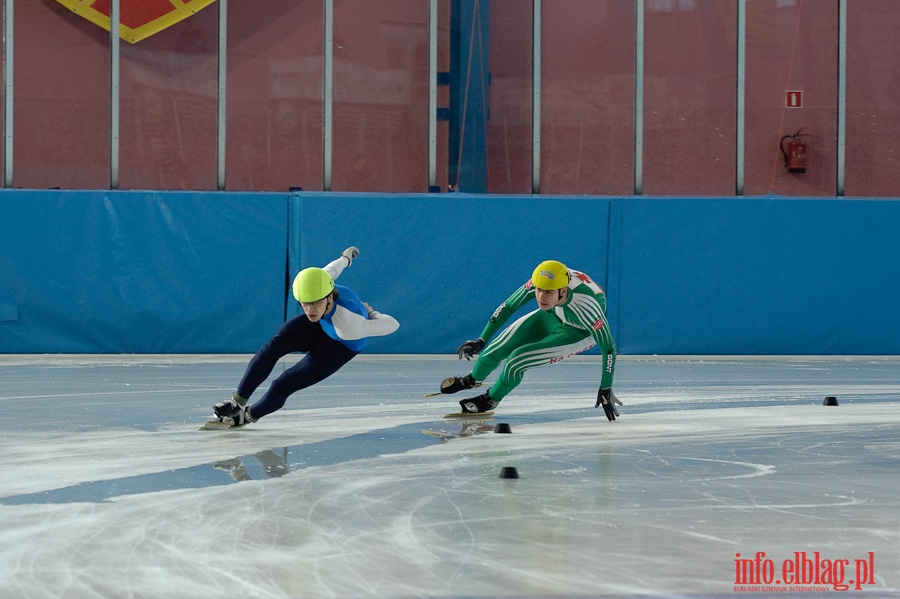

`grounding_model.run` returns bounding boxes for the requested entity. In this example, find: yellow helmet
[292,267,334,303]
[531,260,570,290]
